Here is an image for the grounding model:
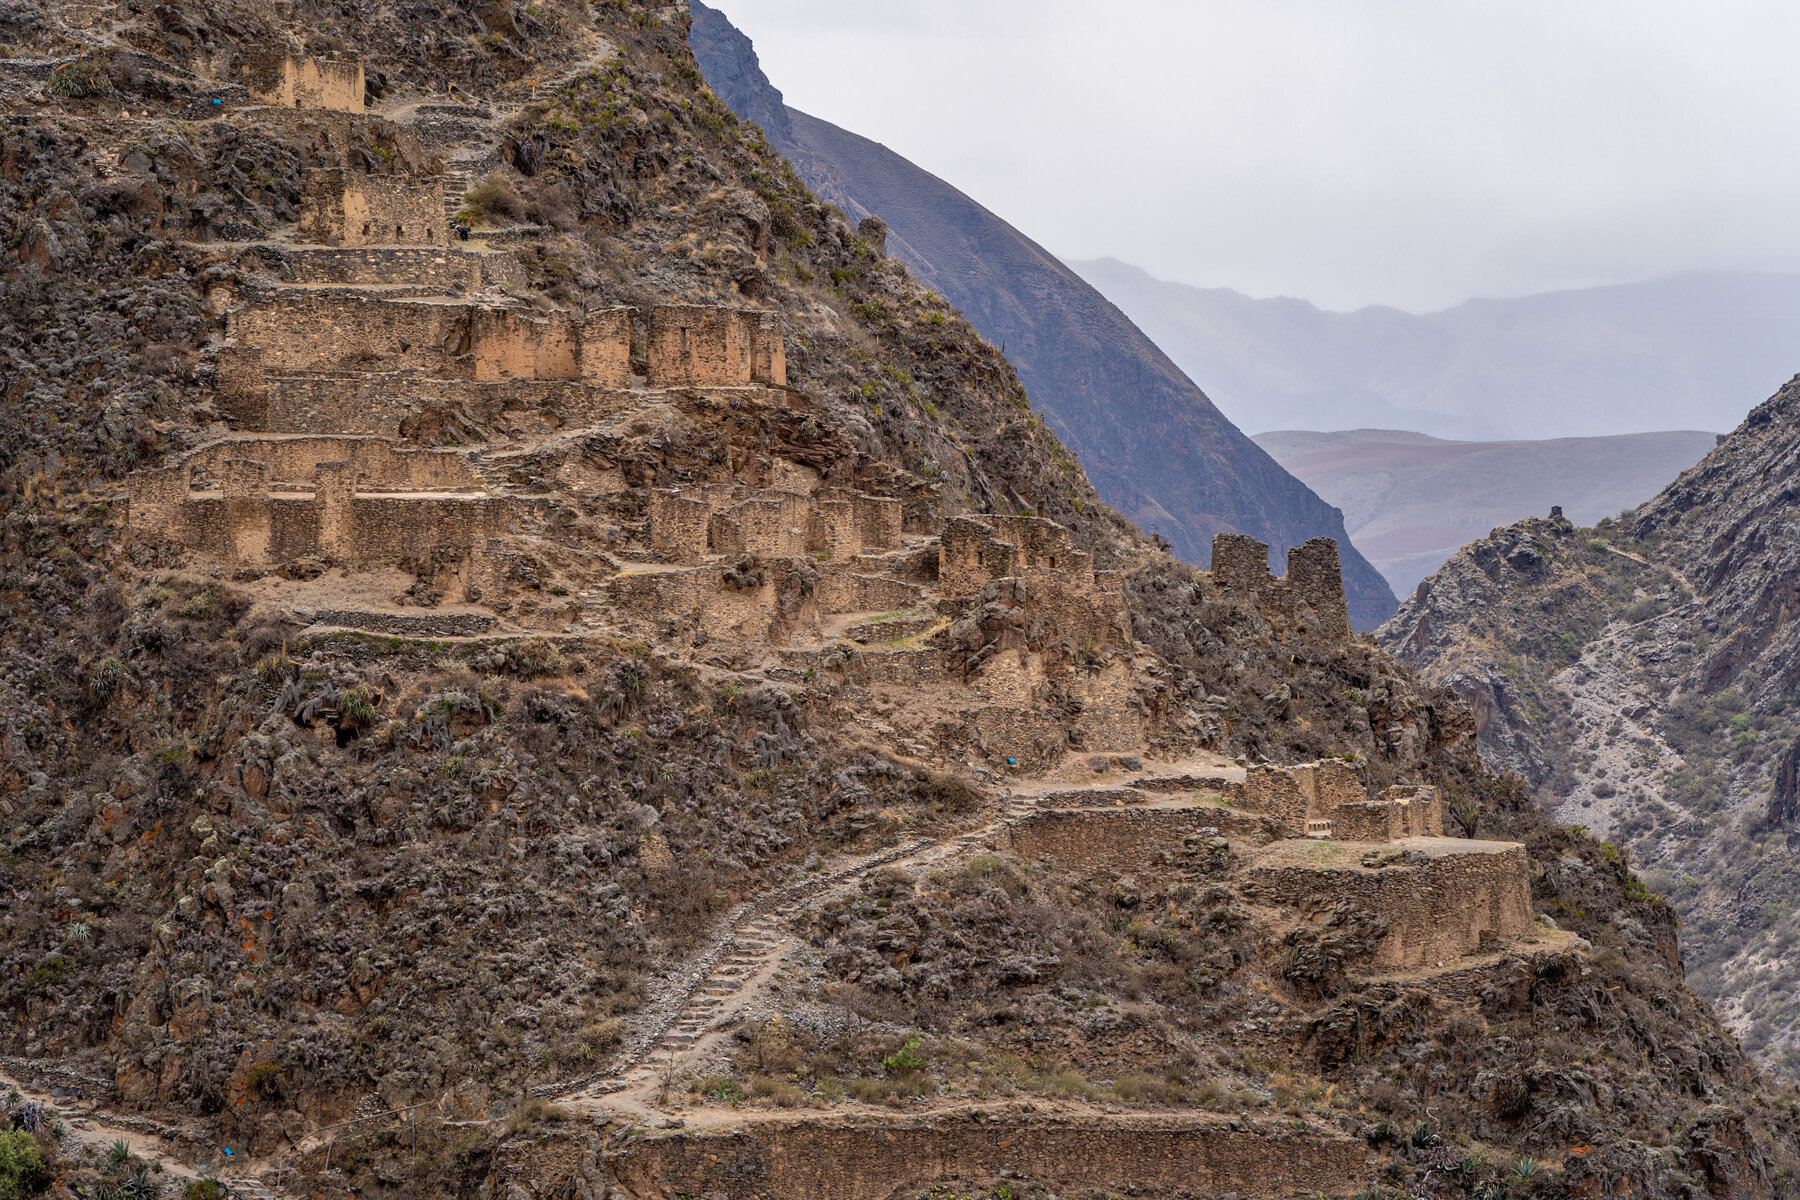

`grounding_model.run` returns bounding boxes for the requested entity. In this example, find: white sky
[710,0,1800,312]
